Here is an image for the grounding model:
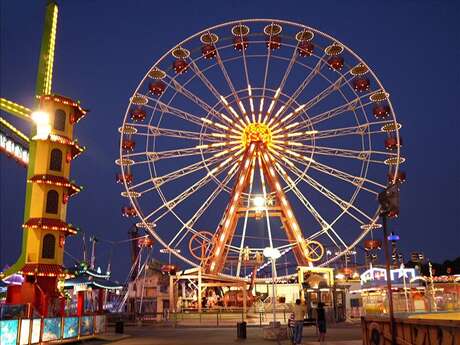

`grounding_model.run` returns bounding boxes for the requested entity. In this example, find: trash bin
[237,321,247,339]
[115,321,124,334]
